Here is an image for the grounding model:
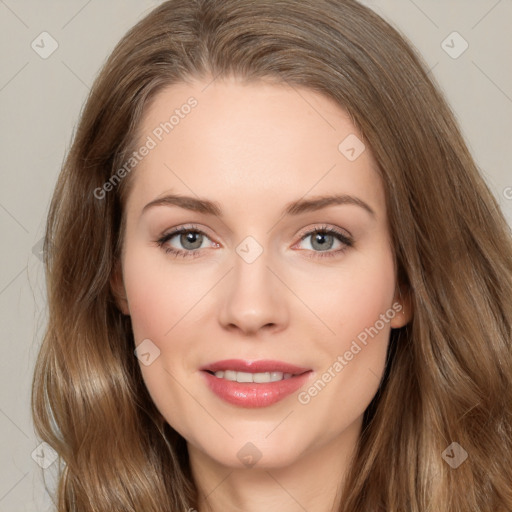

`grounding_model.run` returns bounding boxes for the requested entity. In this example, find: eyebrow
[141,193,376,218]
